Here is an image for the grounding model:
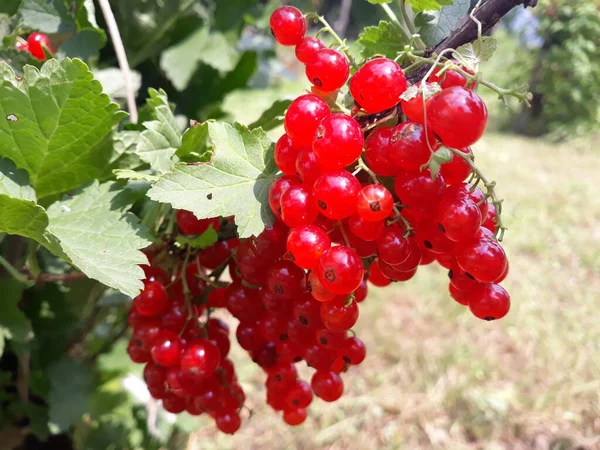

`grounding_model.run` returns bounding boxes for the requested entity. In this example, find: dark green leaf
[55,29,105,61]
[0,0,21,16]
[175,226,218,249]
[357,20,407,59]
[18,0,75,35]
[0,279,30,356]
[249,99,292,131]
